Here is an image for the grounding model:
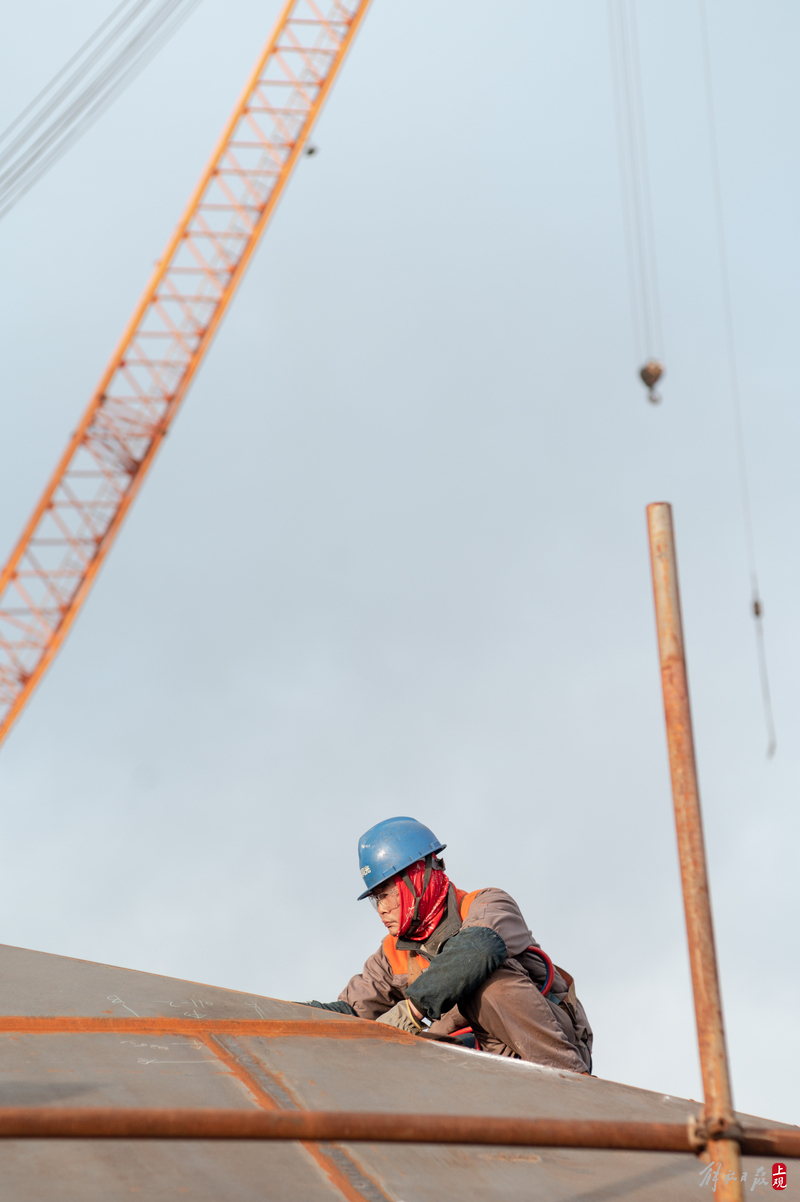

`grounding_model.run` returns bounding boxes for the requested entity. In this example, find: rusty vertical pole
[646,503,743,1201]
